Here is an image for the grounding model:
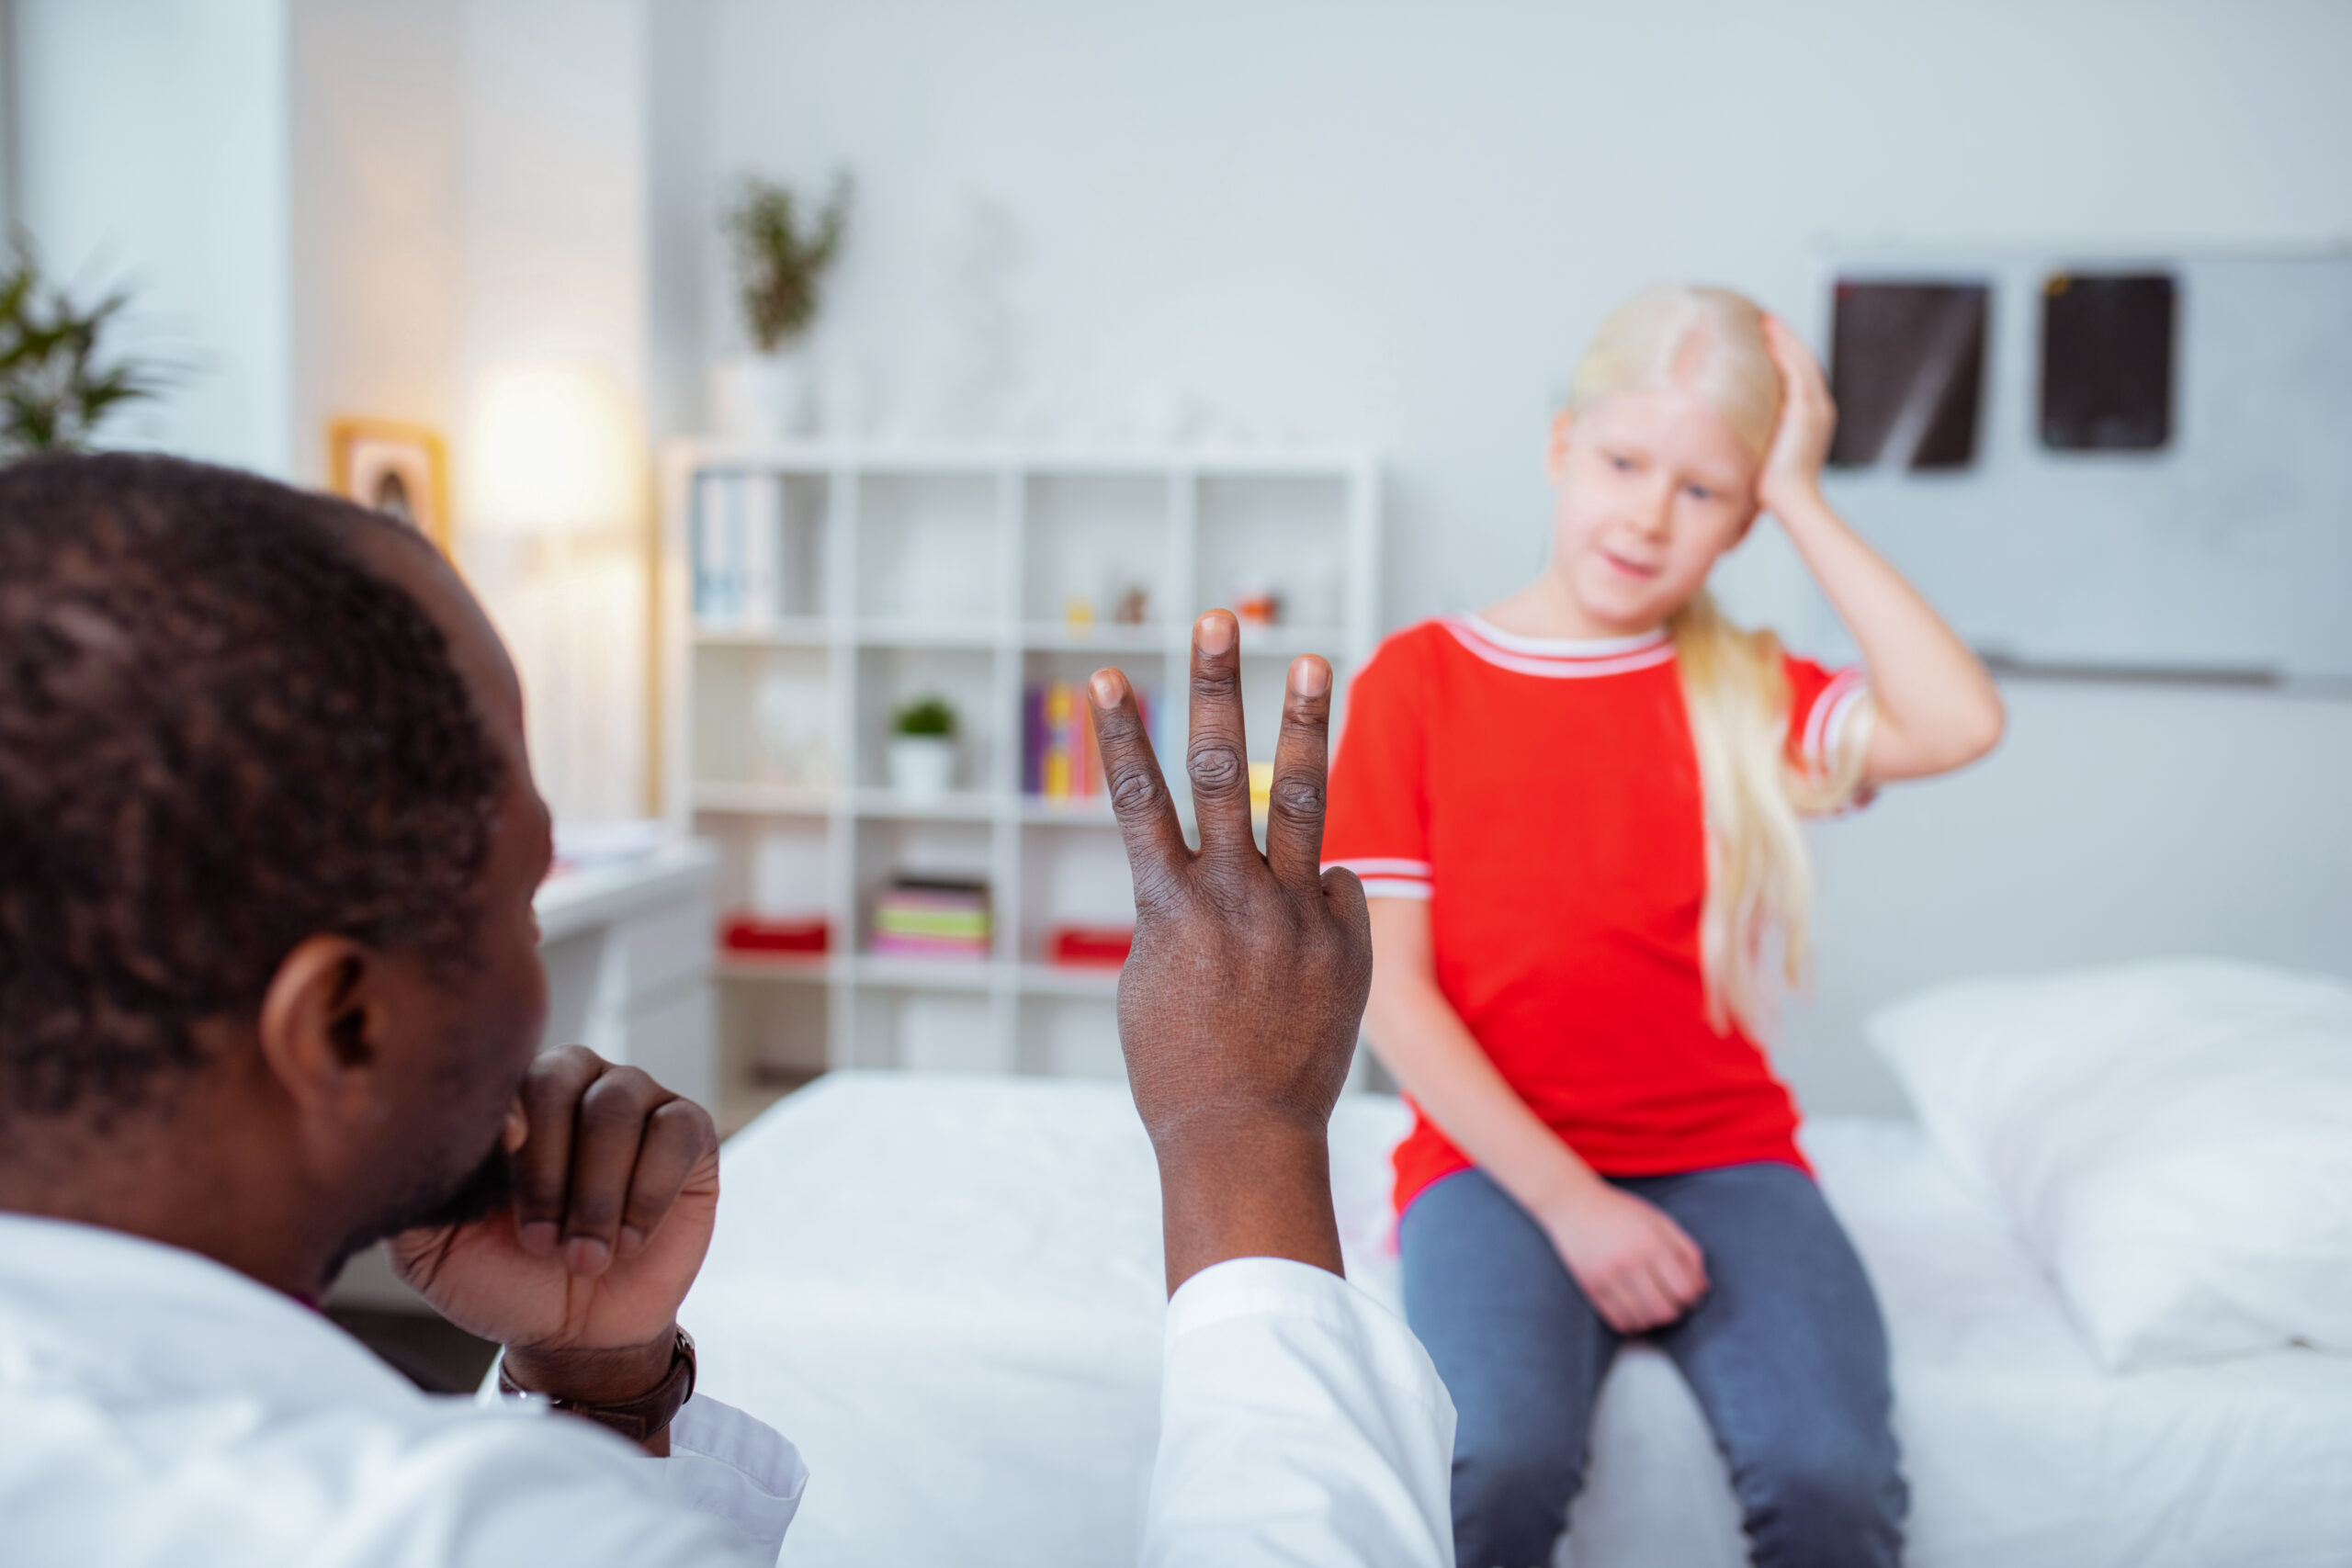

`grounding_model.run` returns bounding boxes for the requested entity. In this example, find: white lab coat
[0,1212,1453,1565]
